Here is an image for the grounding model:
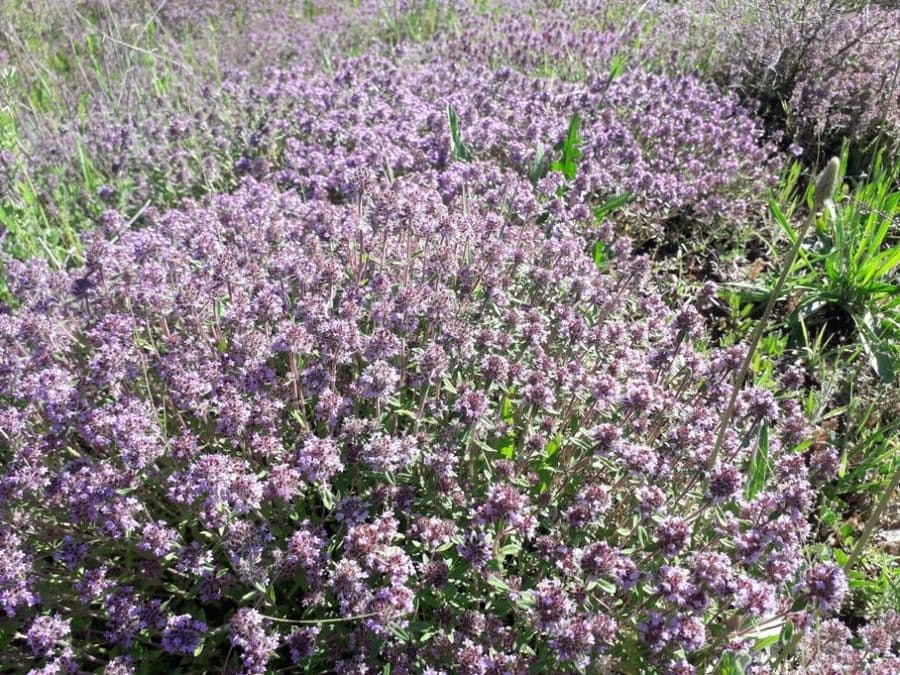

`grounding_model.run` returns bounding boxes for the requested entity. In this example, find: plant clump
[0,170,847,672]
